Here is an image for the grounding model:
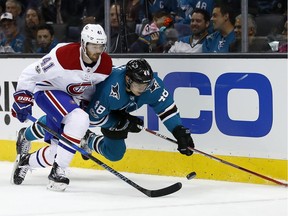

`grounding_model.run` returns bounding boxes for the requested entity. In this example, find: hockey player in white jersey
[11,24,112,191]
